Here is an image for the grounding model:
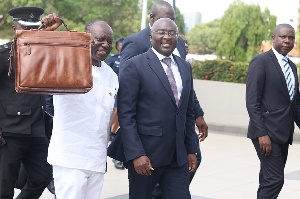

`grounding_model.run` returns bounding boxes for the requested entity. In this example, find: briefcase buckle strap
[8,39,15,76]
